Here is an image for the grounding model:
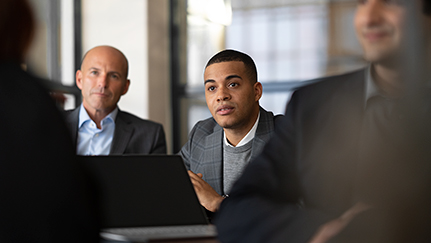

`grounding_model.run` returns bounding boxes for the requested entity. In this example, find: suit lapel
[110,111,134,154]
[251,108,275,161]
[65,107,80,147]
